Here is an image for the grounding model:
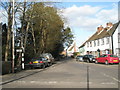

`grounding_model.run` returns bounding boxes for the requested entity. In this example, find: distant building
[79,21,120,57]
[61,41,79,56]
